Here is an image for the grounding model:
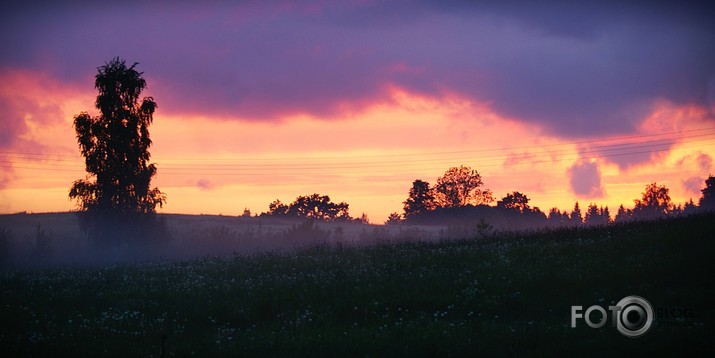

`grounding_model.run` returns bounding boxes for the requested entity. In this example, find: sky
[1,0,715,222]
